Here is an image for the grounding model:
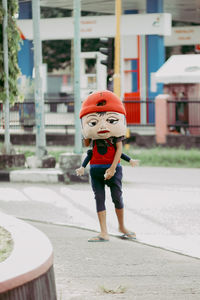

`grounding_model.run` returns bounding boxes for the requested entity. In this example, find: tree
[41,6,108,72]
[0,0,23,158]
[42,40,71,72]
[0,0,21,105]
